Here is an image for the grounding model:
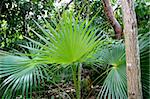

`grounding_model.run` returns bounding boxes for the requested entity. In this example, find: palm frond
[139,32,150,98]
[96,44,127,99]
[21,12,101,65]
[0,54,48,98]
